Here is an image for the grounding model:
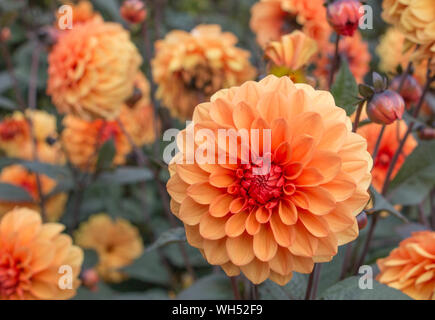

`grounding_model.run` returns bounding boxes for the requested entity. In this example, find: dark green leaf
[96,167,153,185]
[259,272,308,300]
[82,249,99,270]
[122,251,170,286]
[0,183,33,202]
[0,96,16,110]
[177,274,233,300]
[146,227,186,252]
[331,58,359,116]
[369,186,408,222]
[95,139,116,172]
